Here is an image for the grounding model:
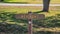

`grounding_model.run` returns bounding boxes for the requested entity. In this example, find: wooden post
[14,12,45,34]
[28,19,32,34]
[28,12,33,34]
